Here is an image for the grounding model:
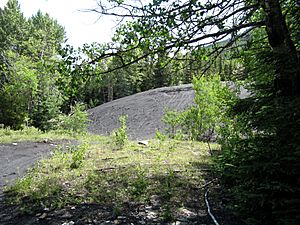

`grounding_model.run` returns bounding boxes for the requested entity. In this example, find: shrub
[52,103,89,133]
[112,115,128,149]
[163,75,236,142]
[70,143,88,169]
[216,95,300,225]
